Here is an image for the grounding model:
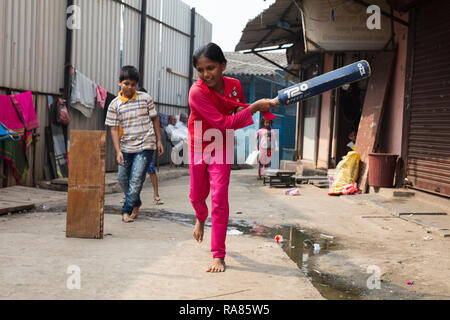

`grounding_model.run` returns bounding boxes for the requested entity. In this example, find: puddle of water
[38,204,366,300]
[239,223,365,300]
[31,204,427,300]
[113,207,365,300]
